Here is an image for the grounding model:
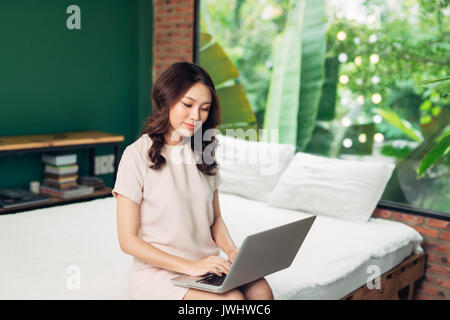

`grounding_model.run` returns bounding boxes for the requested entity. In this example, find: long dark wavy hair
[141,61,221,176]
